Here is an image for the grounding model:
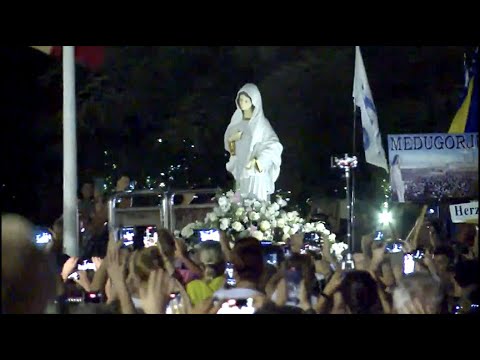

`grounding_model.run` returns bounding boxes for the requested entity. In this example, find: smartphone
[33,227,53,247]
[120,227,136,249]
[374,231,384,241]
[265,253,278,266]
[385,241,403,254]
[413,249,425,260]
[143,226,158,248]
[216,298,255,314]
[285,267,302,306]
[166,292,184,314]
[68,272,80,281]
[199,229,220,242]
[77,259,96,271]
[225,262,236,288]
[304,232,320,243]
[403,253,415,275]
[84,291,103,304]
